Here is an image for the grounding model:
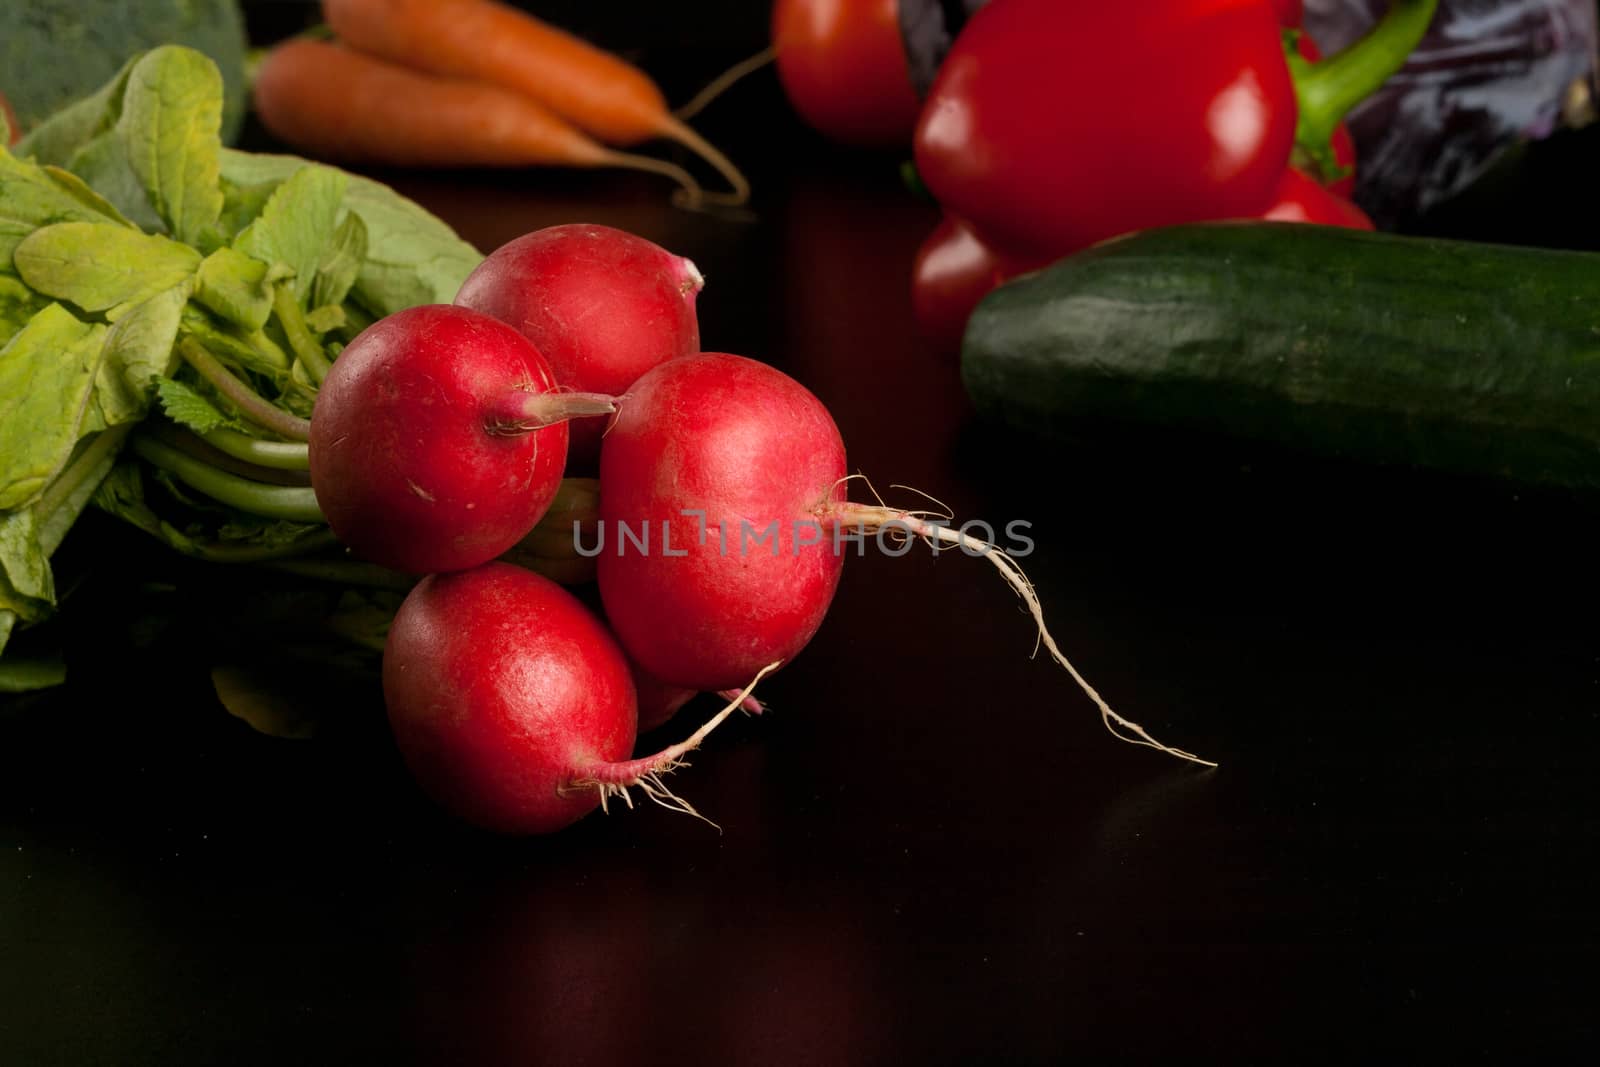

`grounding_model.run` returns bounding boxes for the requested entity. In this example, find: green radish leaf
[63,131,165,233]
[118,46,225,244]
[90,283,189,429]
[0,276,49,349]
[0,150,123,269]
[0,304,108,511]
[311,211,368,311]
[218,149,481,314]
[0,508,53,626]
[13,222,201,316]
[214,177,280,241]
[194,246,274,332]
[42,165,138,229]
[304,305,347,334]
[179,304,290,379]
[156,376,245,436]
[233,164,345,303]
